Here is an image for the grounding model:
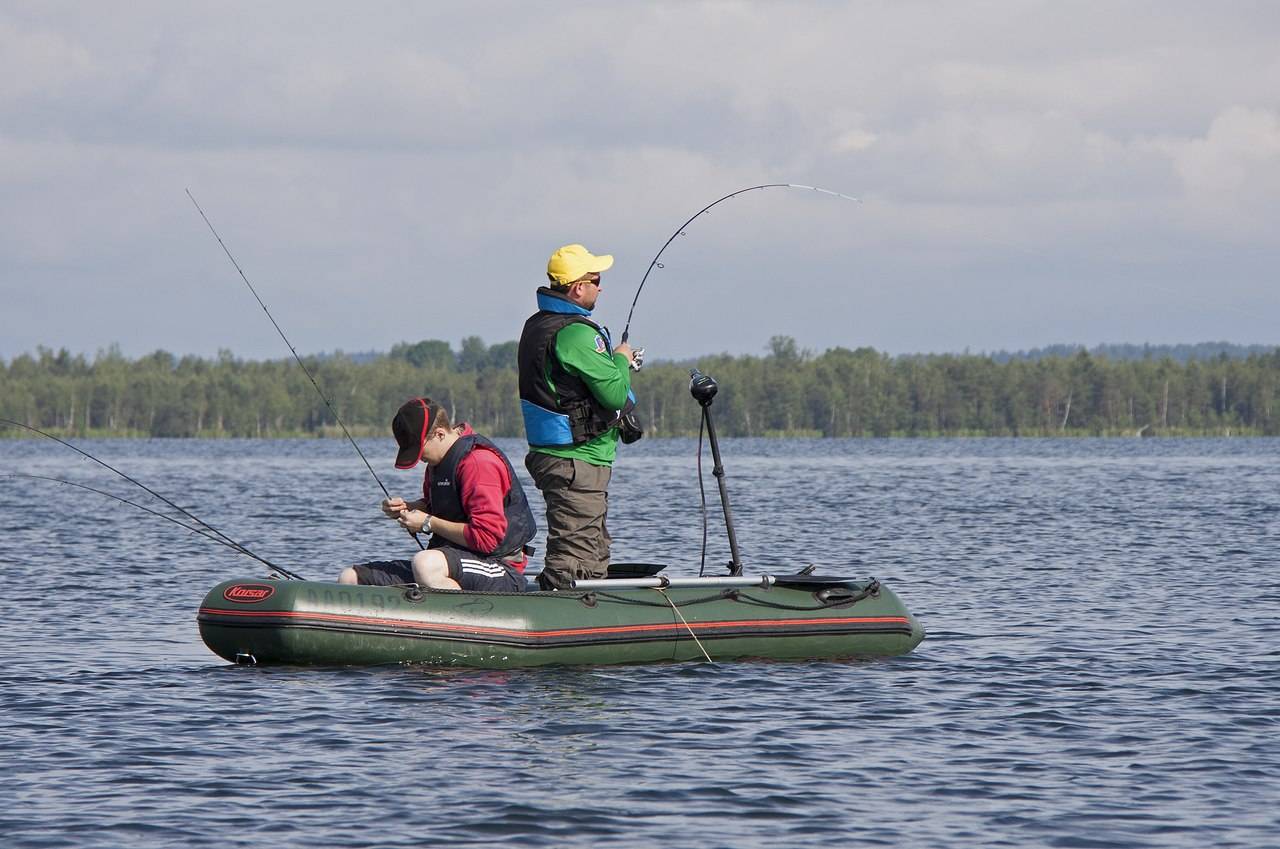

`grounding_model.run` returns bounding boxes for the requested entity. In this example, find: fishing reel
[629,347,645,372]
